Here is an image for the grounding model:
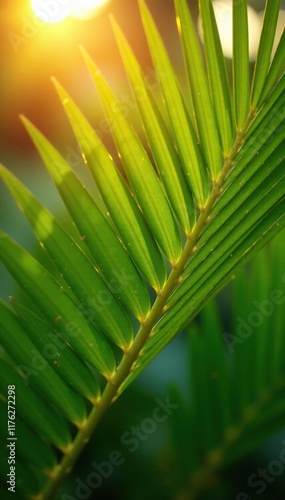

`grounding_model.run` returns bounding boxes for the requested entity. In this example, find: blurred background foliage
[1,1,285,498]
